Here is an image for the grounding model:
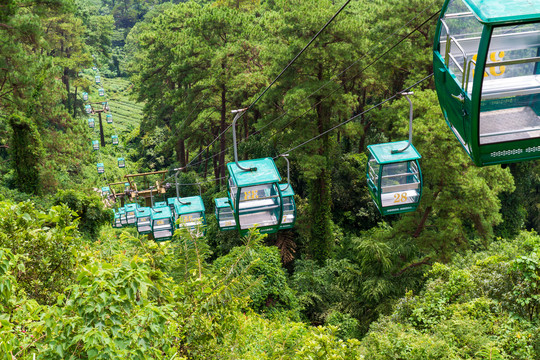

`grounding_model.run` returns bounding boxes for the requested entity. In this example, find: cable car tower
[434,0,540,166]
[366,93,423,215]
